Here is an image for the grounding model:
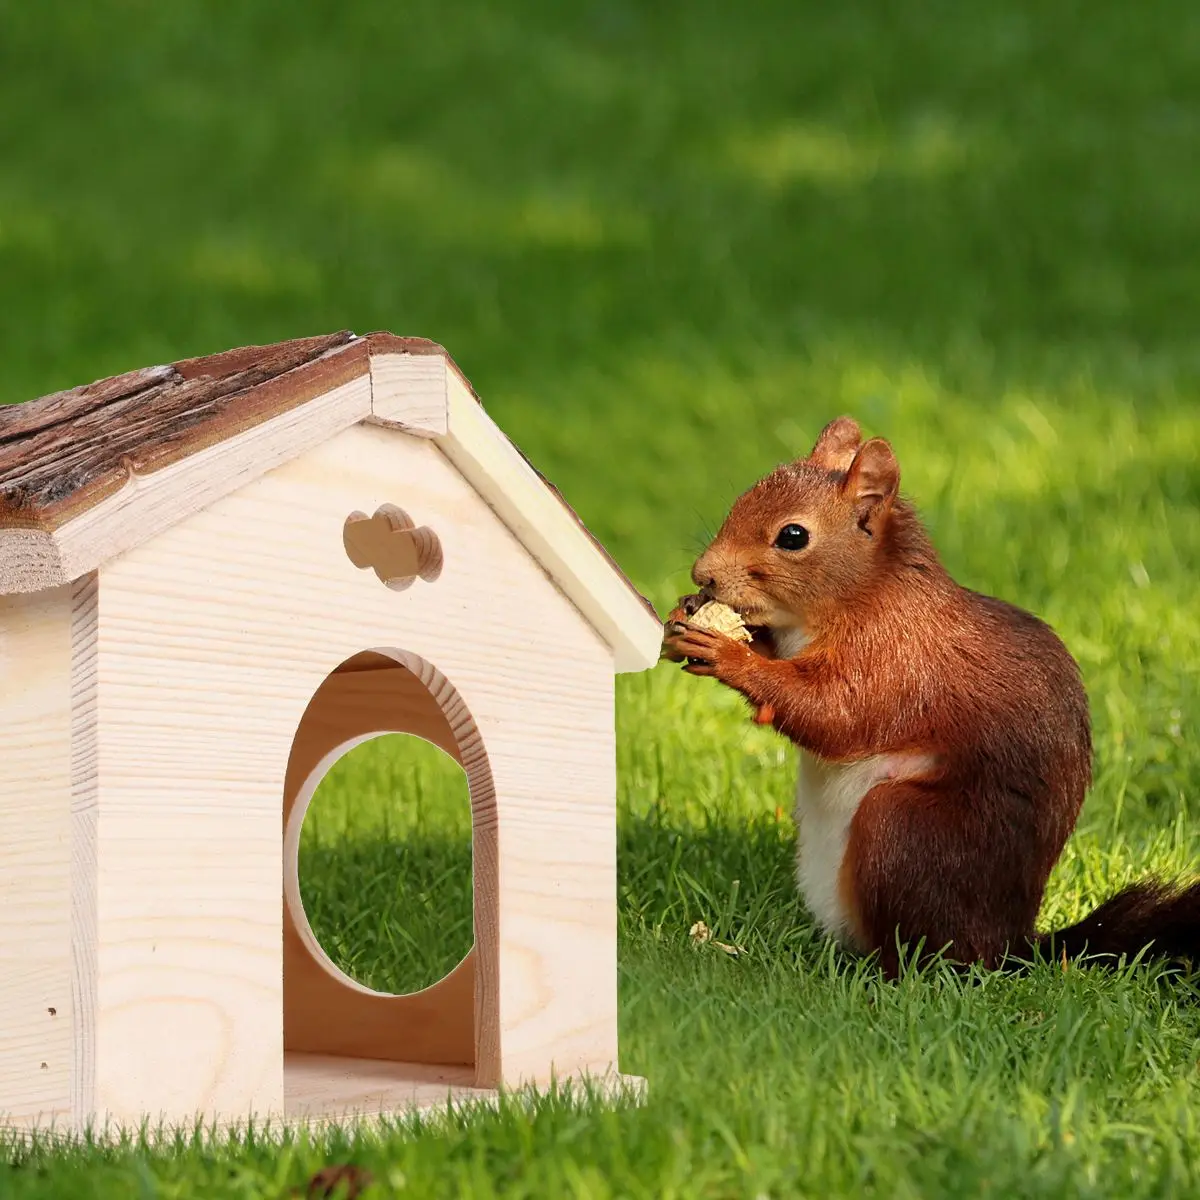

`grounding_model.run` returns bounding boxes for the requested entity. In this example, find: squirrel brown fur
[662,416,1200,978]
